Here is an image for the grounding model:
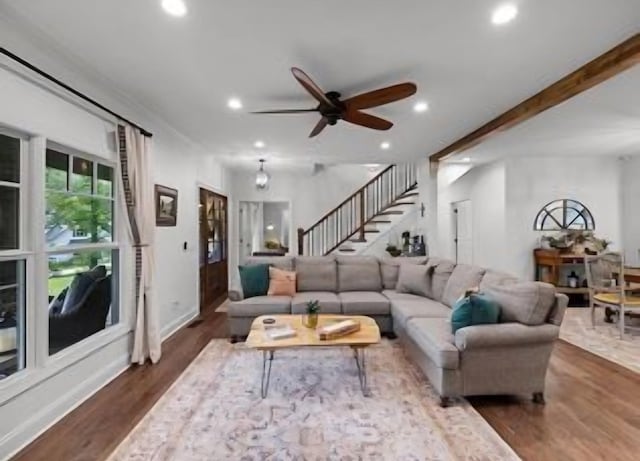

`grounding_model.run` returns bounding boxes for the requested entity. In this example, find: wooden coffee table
[246,314,381,398]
